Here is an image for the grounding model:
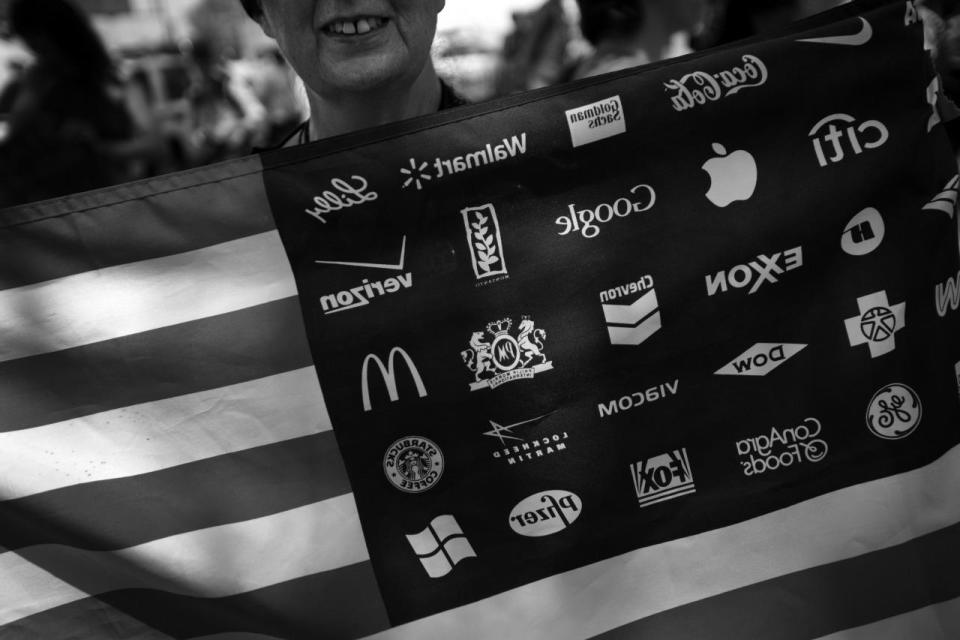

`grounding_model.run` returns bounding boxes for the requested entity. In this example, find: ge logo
[866,383,922,440]
[860,306,898,342]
